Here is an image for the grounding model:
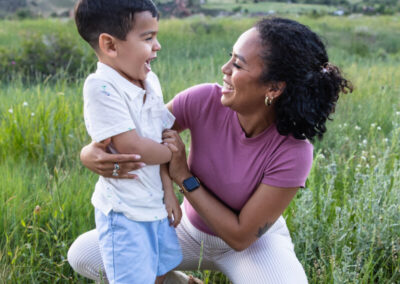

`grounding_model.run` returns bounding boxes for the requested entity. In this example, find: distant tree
[0,0,27,12]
